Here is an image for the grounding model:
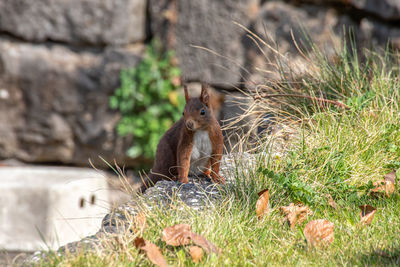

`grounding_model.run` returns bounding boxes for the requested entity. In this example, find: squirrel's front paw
[203,169,211,178]
[211,173,225,184]
[178,176,189,184]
